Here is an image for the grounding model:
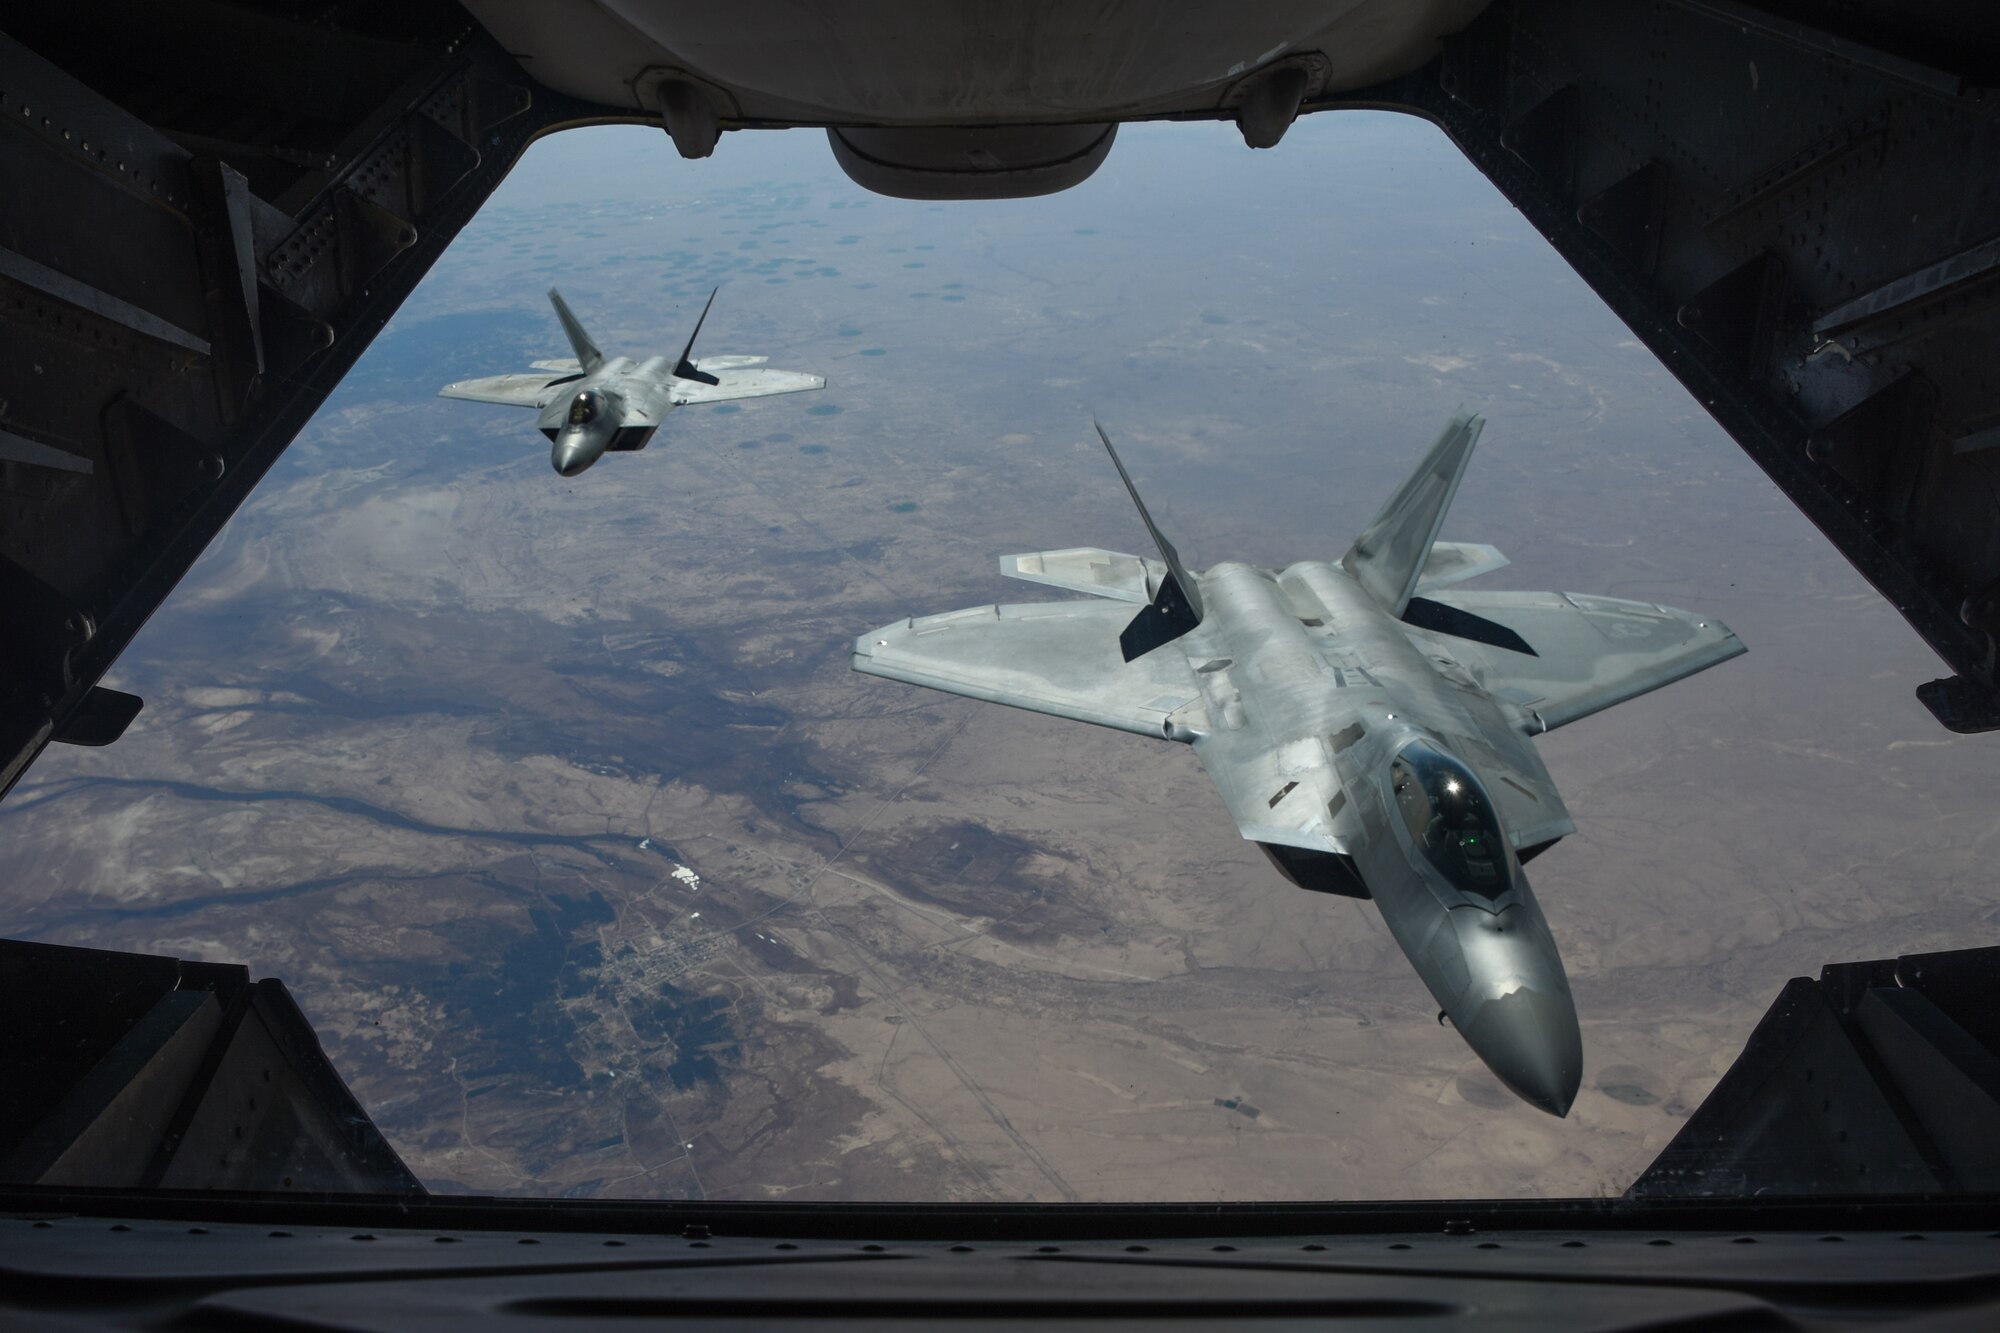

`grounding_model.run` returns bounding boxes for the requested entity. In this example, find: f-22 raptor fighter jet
[854,413,1744,1115]
[440,288,824,476]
